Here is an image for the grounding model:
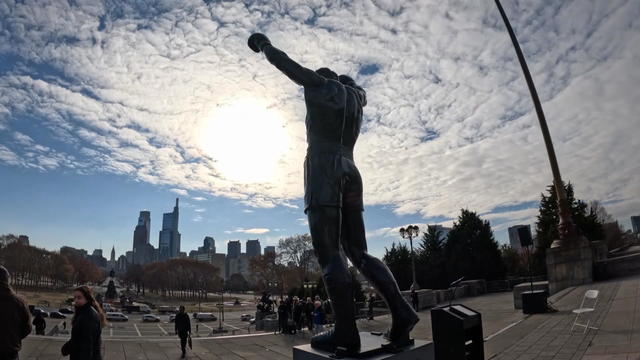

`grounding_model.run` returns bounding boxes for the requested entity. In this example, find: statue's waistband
[307,142,353,159]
